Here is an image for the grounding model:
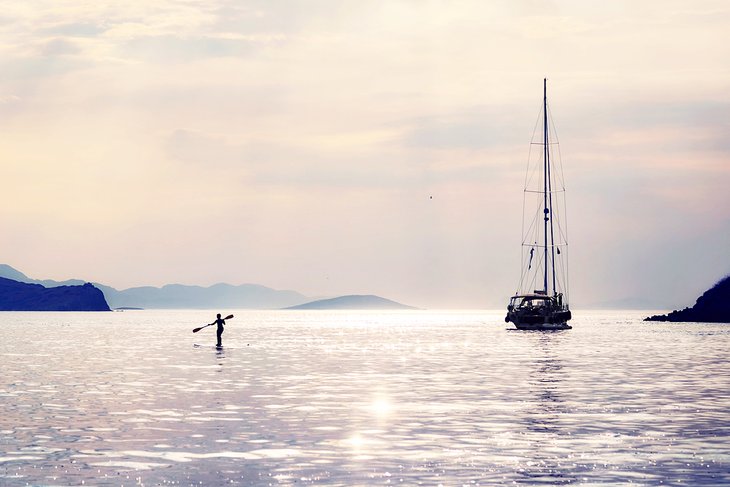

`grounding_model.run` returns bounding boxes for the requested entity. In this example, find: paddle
[193,314,234,333]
